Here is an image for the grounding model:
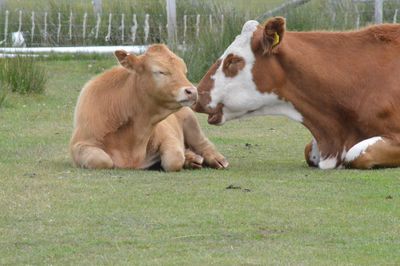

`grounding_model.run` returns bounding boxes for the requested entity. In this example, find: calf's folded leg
[184,149,204,169]
[182,110,228,169]
[159,140,185,172]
